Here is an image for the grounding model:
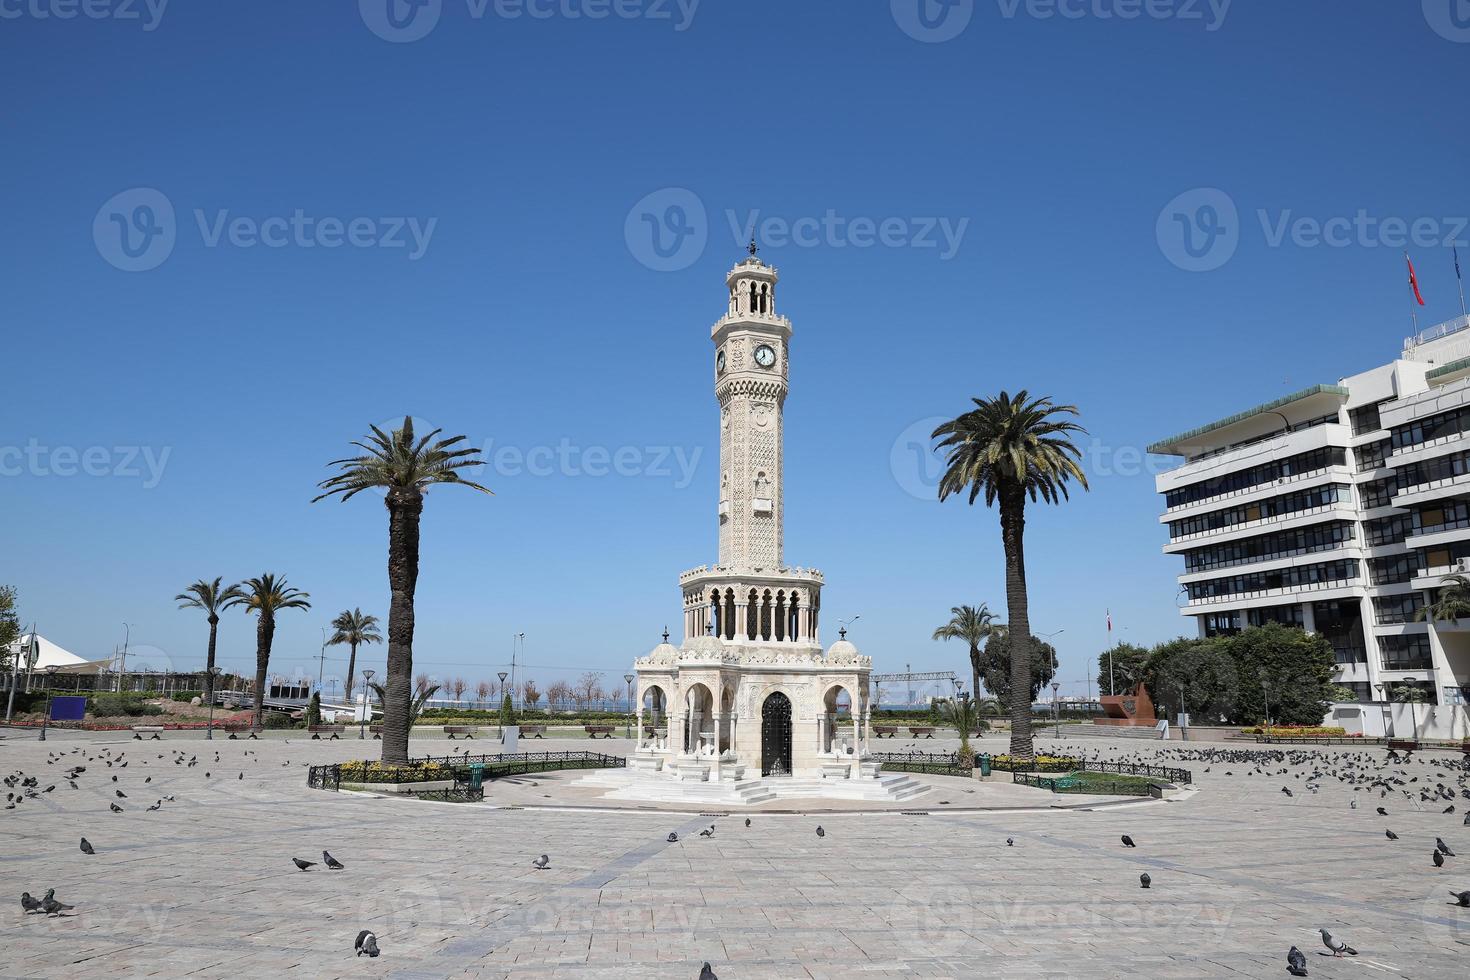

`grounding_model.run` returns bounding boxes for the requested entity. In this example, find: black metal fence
[1079,761,1192,784]
[413,751,626,778]
[306,764,341,791]
[1011,771,1159,797]
[870,751,970,777]
[305,751,625,795]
